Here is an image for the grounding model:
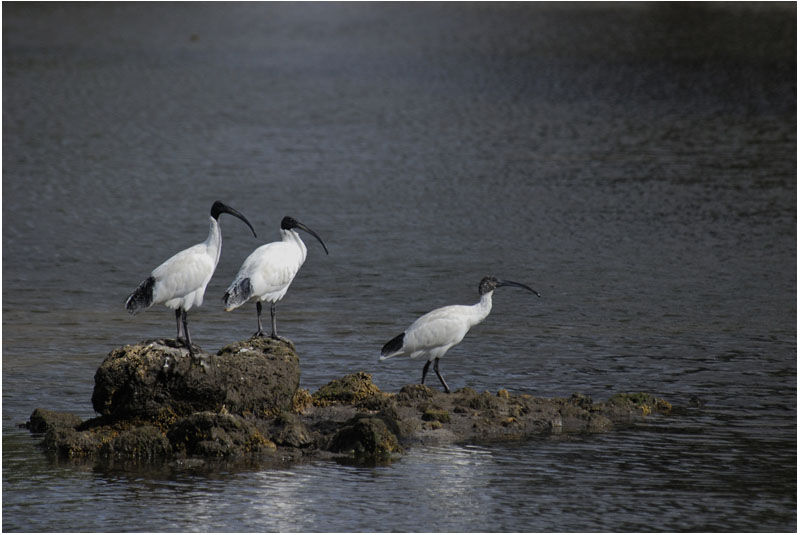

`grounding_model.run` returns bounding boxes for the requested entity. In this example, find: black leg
[254,301,265,337]
[164,309,186,372]
[181,309,195,357]
[270,302,278,338]
[421,360,431,385]
[433,358,450,393]
[269,302,292,344]
[175,309,184,342]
